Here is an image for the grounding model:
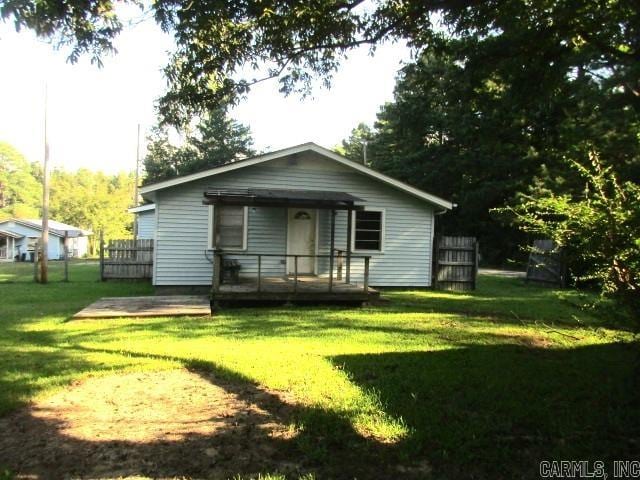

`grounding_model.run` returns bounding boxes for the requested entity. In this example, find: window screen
[354,210,382,251]
[215,206,245,249]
